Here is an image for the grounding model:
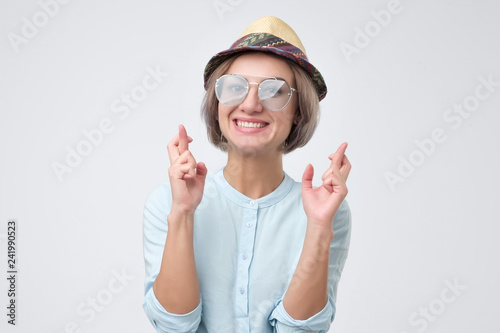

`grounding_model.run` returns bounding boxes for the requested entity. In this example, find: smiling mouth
[235,120,268,128]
